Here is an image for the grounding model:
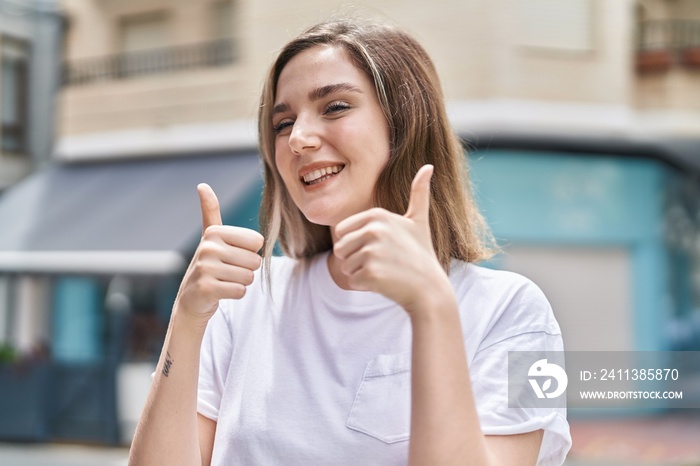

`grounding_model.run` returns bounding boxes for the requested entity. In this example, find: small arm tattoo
[163,352,174,377]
